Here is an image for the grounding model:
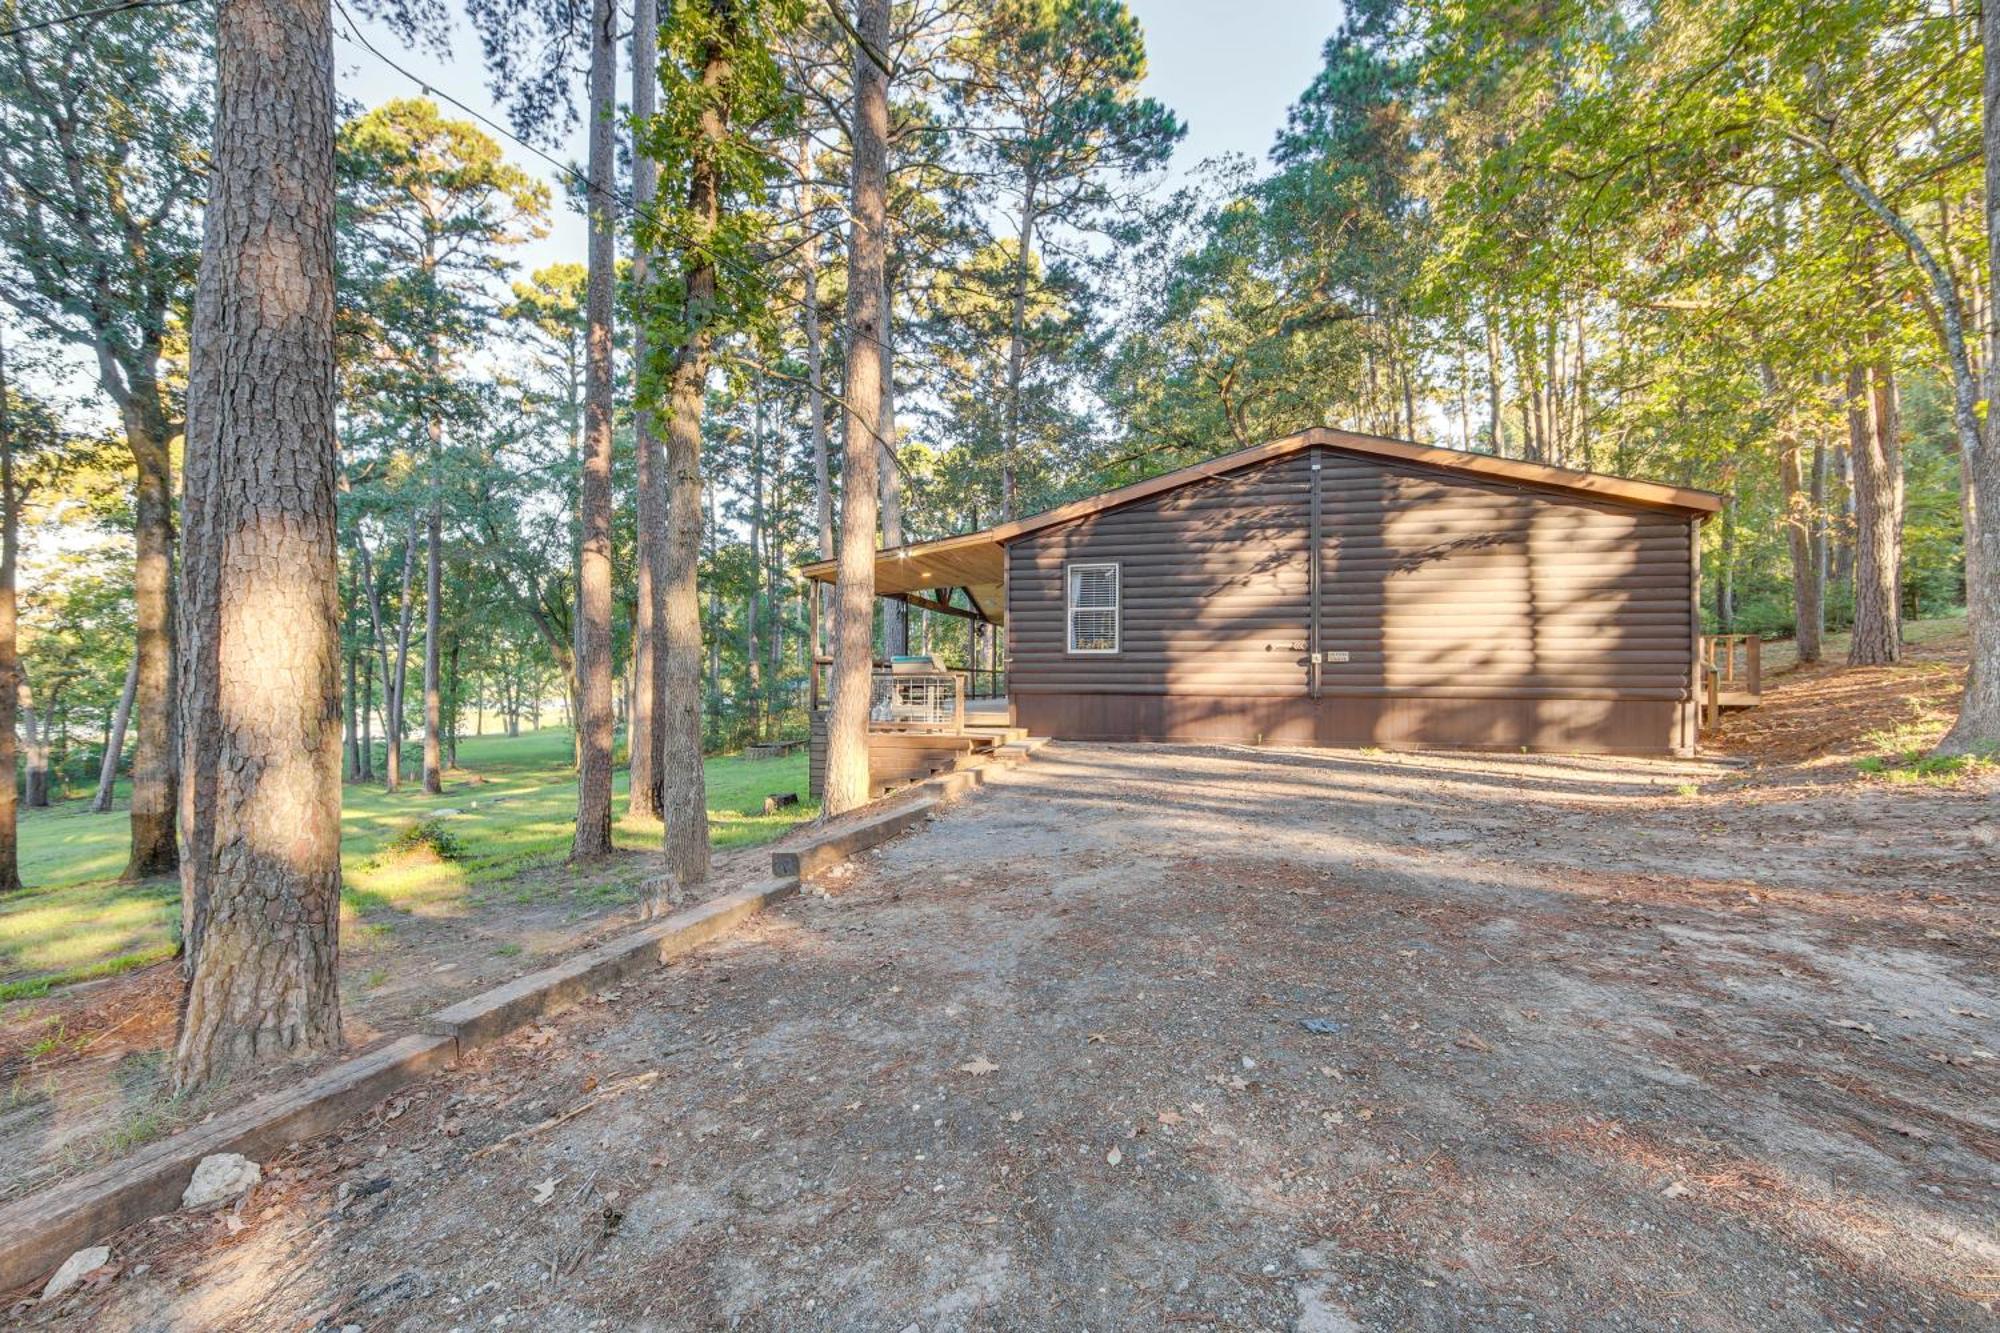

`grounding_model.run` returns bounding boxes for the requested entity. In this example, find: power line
[0,0,196,41]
